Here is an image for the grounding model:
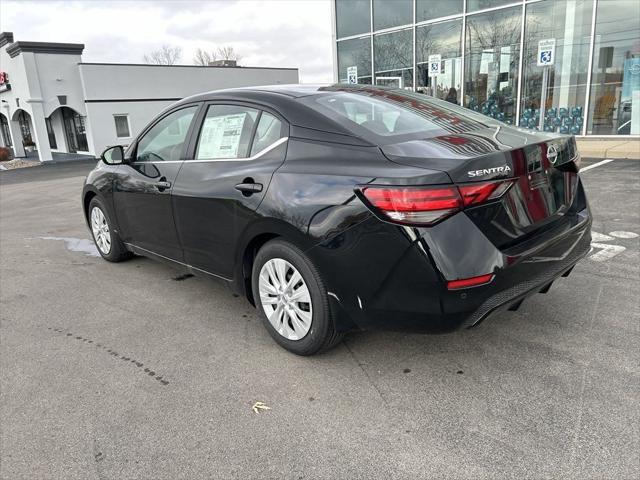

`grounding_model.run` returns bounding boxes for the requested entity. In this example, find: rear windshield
[300,86,492,143]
